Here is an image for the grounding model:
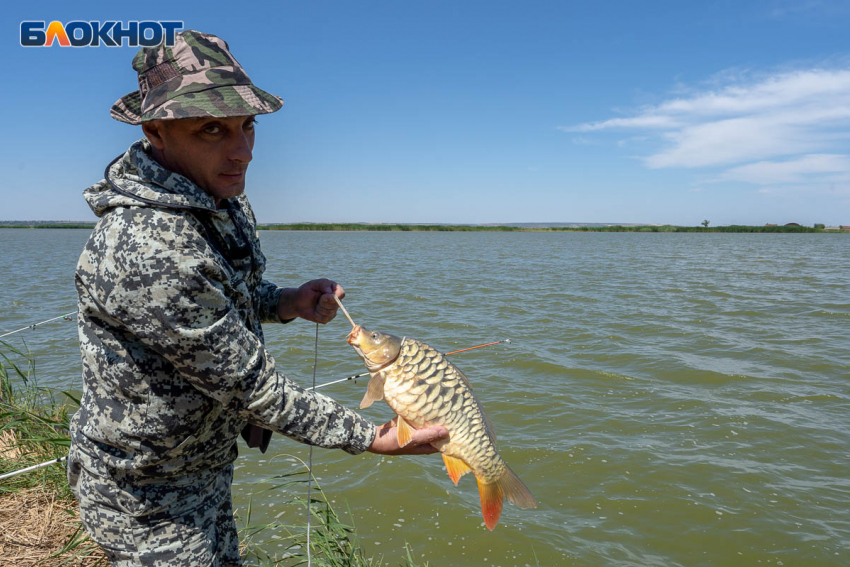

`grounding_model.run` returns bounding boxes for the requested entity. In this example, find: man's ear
[142,120,167,150]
